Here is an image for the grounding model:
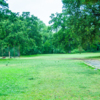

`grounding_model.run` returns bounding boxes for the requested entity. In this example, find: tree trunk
[8,46,11,58]
[18,46,20,57]
[79,46,82,54]
[9,51,11,58]
[13,45,15,58]
[1,45,3,58]
[68,42,71,53]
